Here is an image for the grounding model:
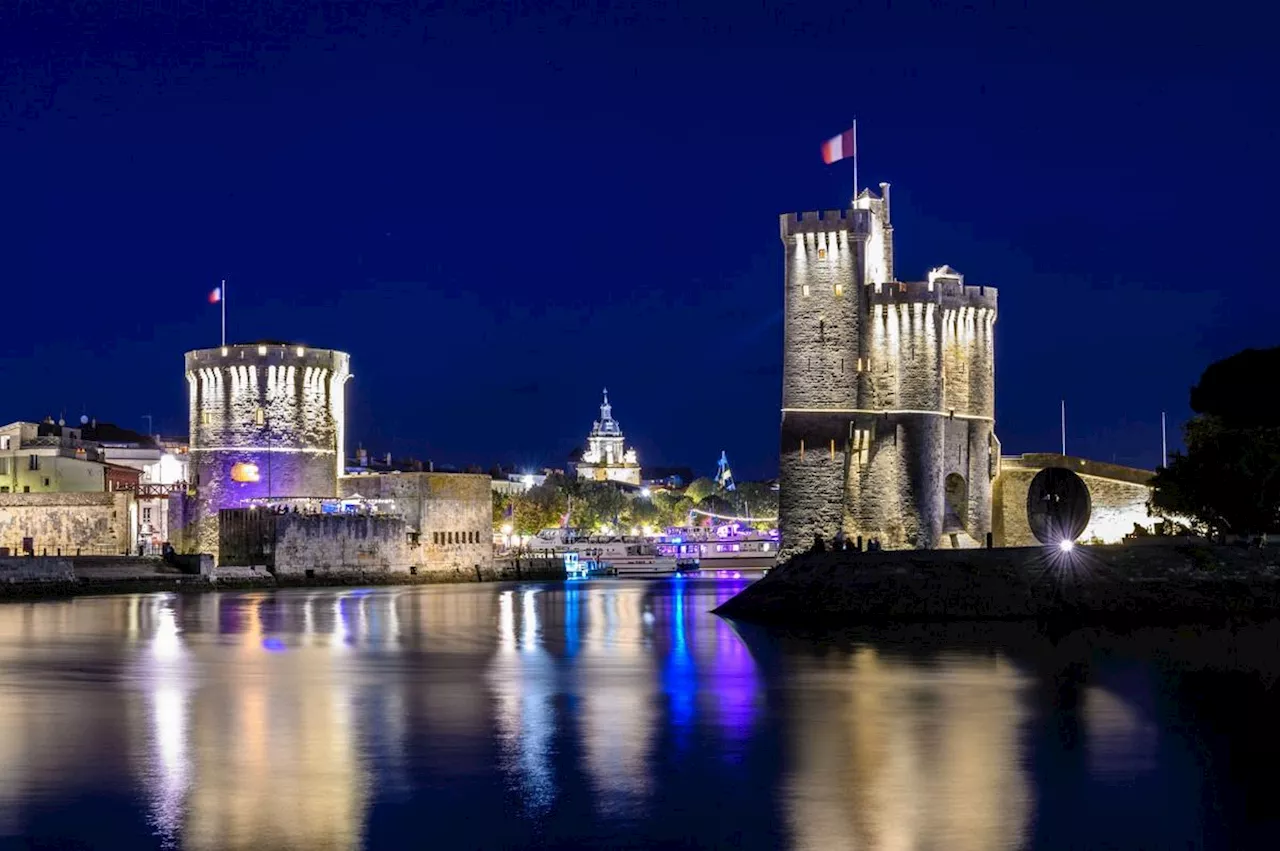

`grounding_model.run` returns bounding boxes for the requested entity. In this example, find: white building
[90,428,189,552]
[576,389,640,486]
[491,473,547,497]
[0,420,107,493]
